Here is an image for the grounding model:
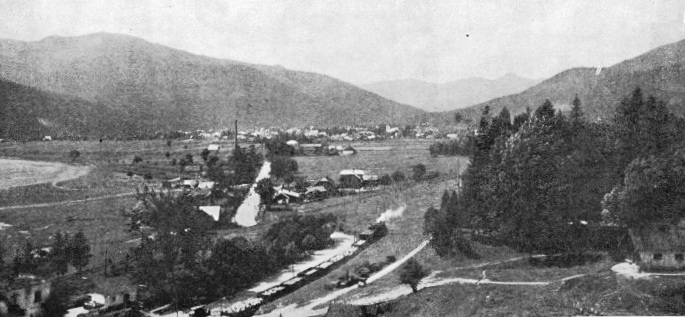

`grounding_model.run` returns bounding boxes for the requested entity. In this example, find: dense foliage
[128,188,337,310]
[429,137,474,157]
[425,88,685,258]
[399,258,429,293]
[229,145,264,185]
[2,230,92,281]
[270,156,299,183]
